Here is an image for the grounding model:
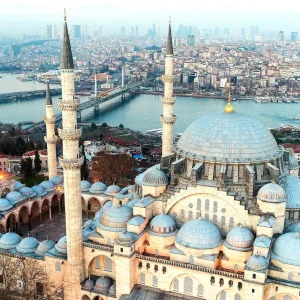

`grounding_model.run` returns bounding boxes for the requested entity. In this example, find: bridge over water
[25,79,150,133]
